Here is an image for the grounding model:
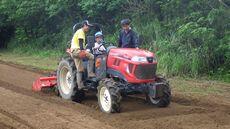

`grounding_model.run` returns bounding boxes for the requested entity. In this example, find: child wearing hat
[93,31,106,54]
